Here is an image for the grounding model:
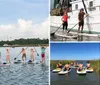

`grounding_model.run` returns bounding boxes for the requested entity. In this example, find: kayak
[58,68,71,75]
[86,68,94,72]
[52,68,61,72]
[77,69,87,75]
